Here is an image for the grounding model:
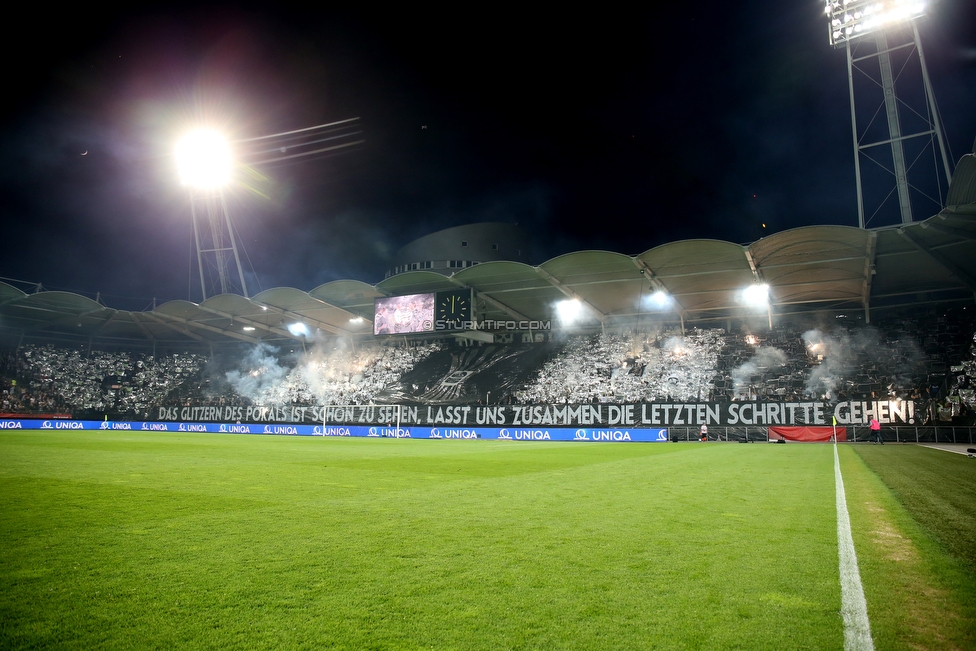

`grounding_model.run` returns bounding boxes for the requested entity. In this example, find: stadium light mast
[826,0,953,228]
[176,129,249,301]
[173,118,363,303]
